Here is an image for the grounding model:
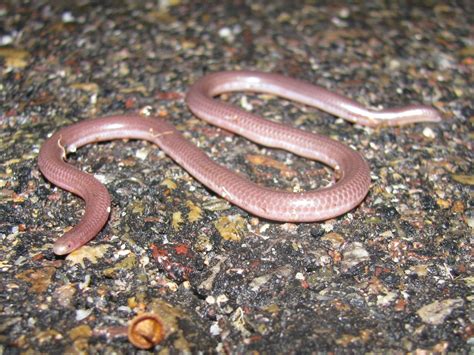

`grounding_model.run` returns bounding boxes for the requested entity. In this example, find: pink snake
[38,71,441,255]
